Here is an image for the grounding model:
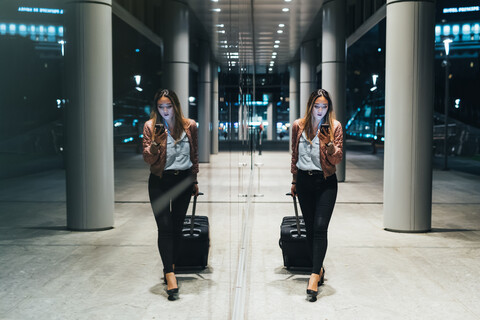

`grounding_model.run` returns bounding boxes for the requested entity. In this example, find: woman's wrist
[326,142,334,155]
[150,143,159,154]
